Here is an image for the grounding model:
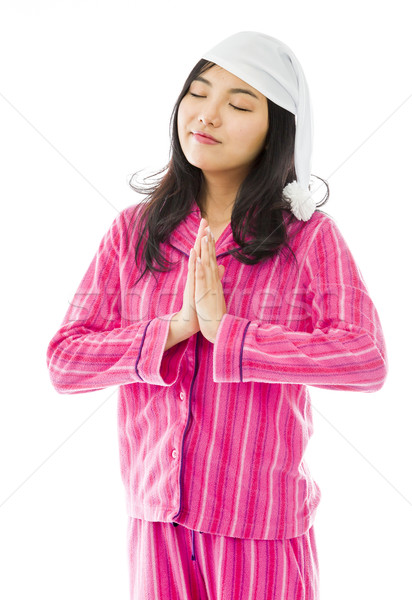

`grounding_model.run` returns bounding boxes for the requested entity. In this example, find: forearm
[47,320,154,393]
[212,312,388,391]
[164,311,197,351]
